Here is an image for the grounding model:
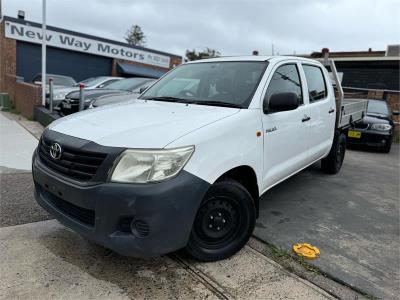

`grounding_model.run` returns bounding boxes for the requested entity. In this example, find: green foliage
[124,25,146,46]
[269,245,321,275]
[185,48,221,61]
